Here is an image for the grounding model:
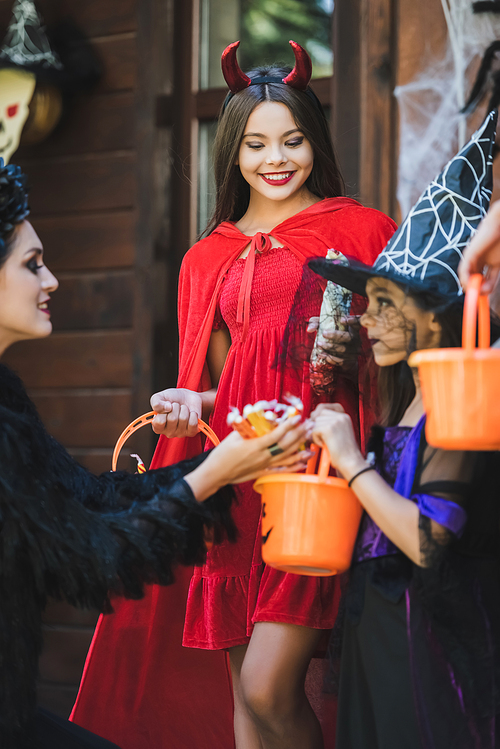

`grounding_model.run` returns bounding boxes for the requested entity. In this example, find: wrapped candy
[130,453,146,474]
[227,396,303,438]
